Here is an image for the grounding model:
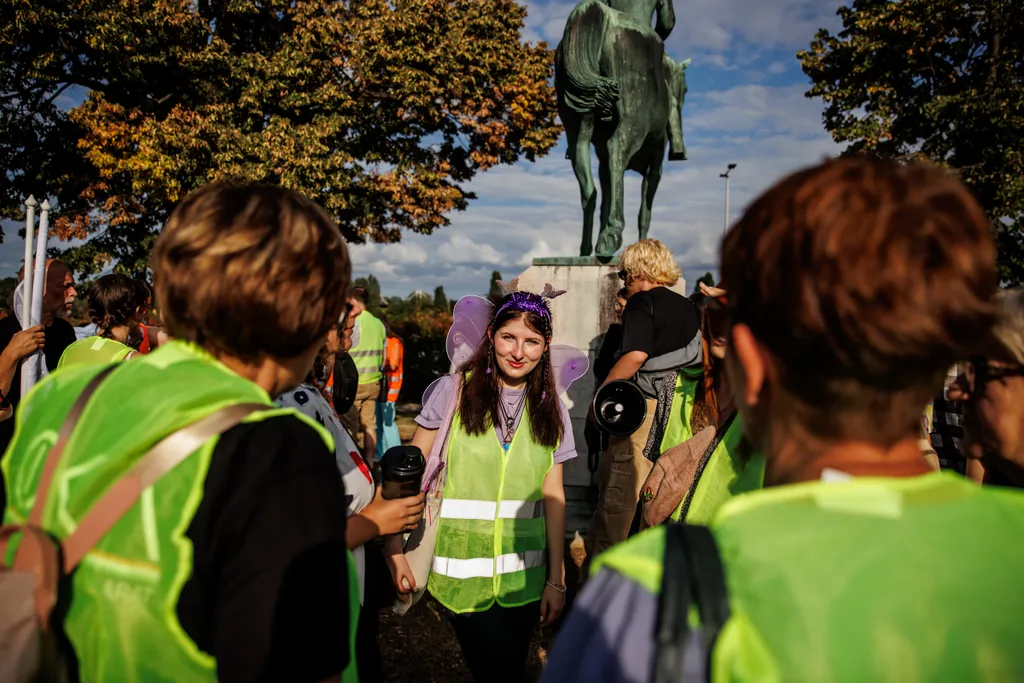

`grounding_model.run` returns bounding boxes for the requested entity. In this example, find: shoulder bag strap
[675,413,739,521]
[653,523,732,683]
[60,402,270,573]
[653,522,692,683]
[28,365,119,527]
